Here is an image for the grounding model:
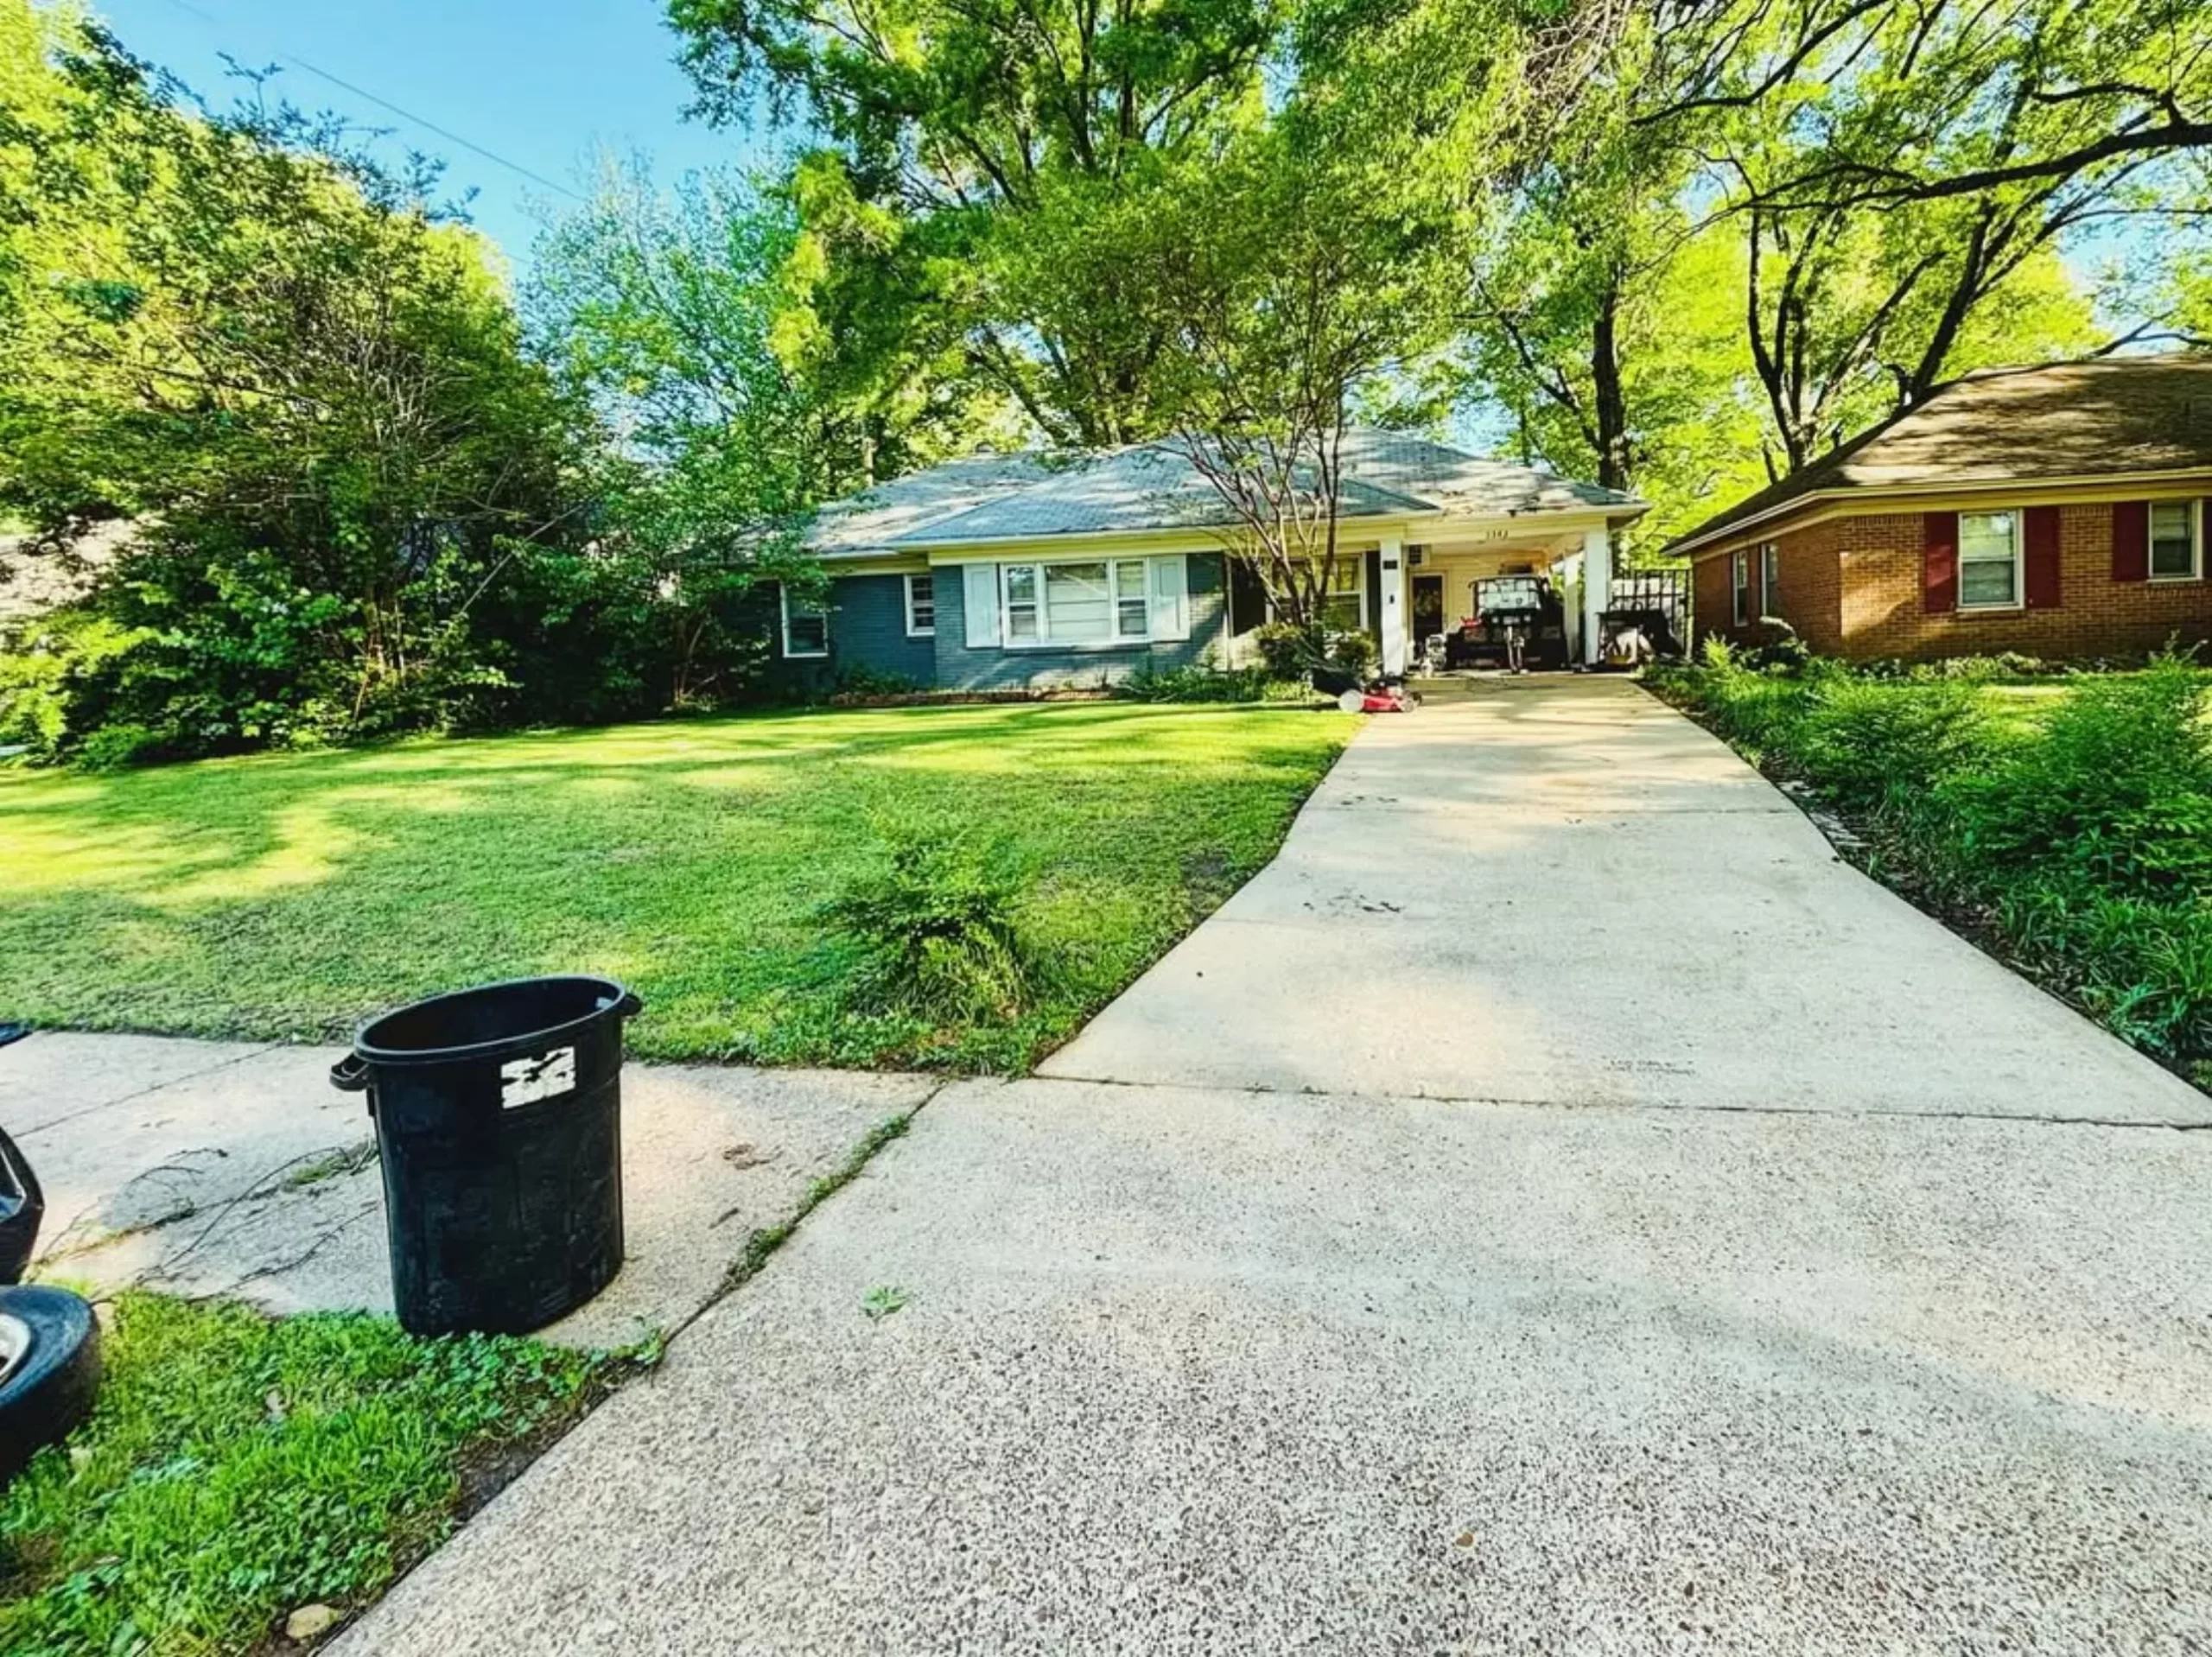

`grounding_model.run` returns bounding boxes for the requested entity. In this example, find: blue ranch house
[776,433,1647,689]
